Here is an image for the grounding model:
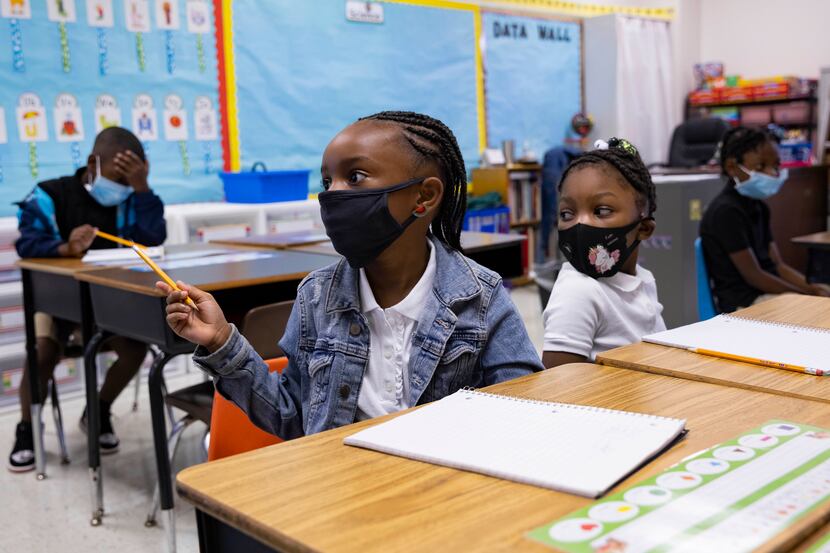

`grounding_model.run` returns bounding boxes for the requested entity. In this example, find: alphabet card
[154,0,178,29]
[1,0,31,18]
[124,0,149,32]
[193,96,217,141]
[163,94,188,141]
[16,93,48,142]
[46,0,76,22]
[53,93,85,142]
[132,93,158,141]
[85,0,113,27]
[185,0,209,33]
[94,94,121,134]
